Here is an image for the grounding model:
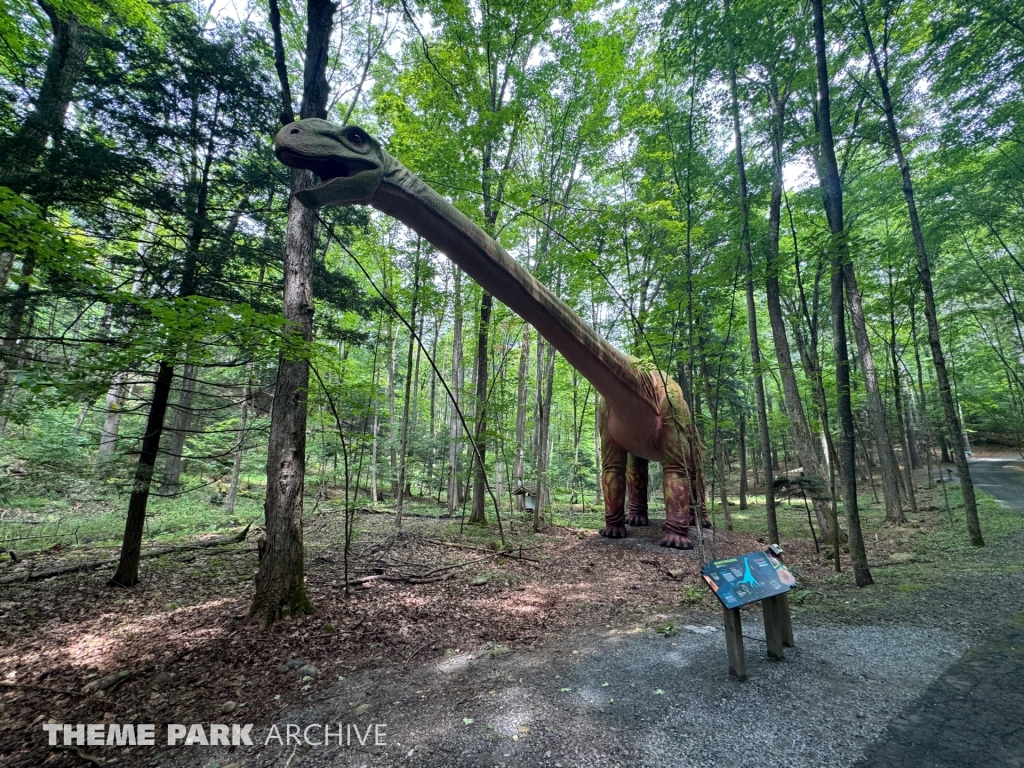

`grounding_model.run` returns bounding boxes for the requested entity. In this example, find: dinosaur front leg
[598,401,628,539]
[654,384,694,549]
[660,464,694,549]
[625,453,650,526]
